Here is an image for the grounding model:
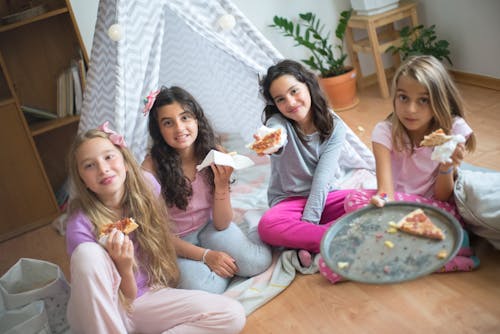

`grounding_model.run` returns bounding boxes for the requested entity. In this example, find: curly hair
[67,129,180,289]
[259,59,334,143]
[147,86,219,209]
